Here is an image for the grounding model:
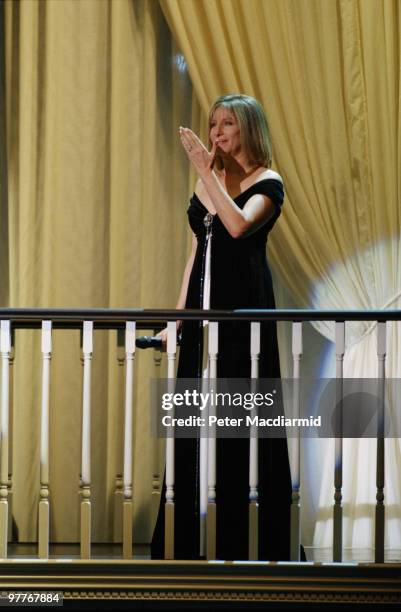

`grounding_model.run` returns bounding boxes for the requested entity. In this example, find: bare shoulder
[254,168,283,184]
